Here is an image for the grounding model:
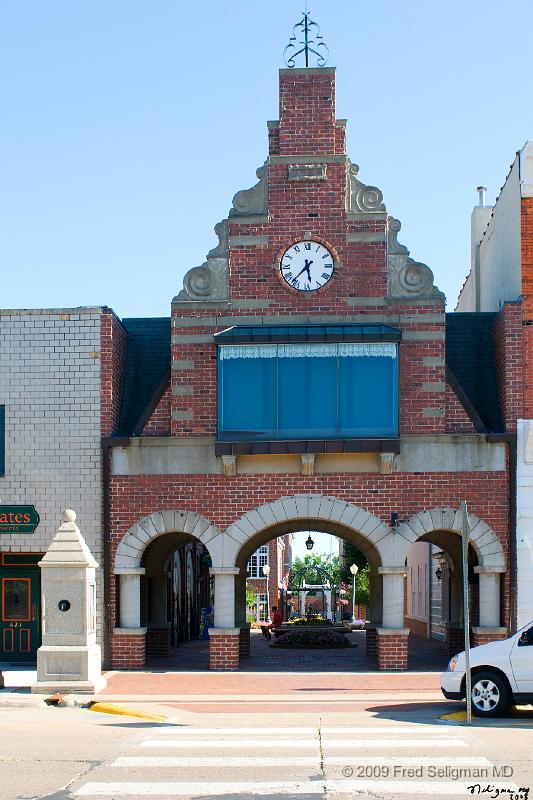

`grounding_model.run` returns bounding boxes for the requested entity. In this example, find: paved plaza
[144,629,449,674]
